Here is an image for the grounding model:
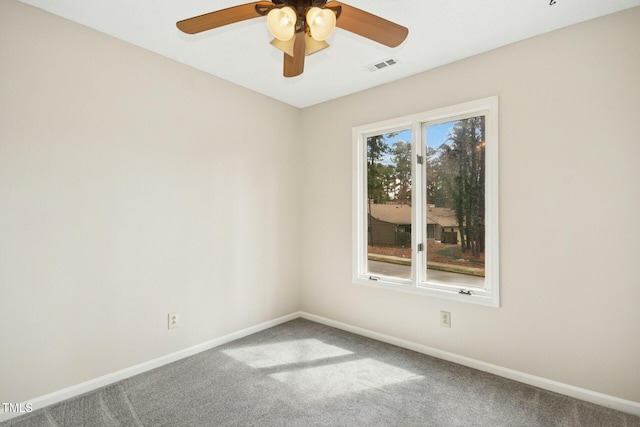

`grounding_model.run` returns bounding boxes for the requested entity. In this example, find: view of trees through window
[366,129,413,279]
[425,116,485,285]
[366,116,486,286]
